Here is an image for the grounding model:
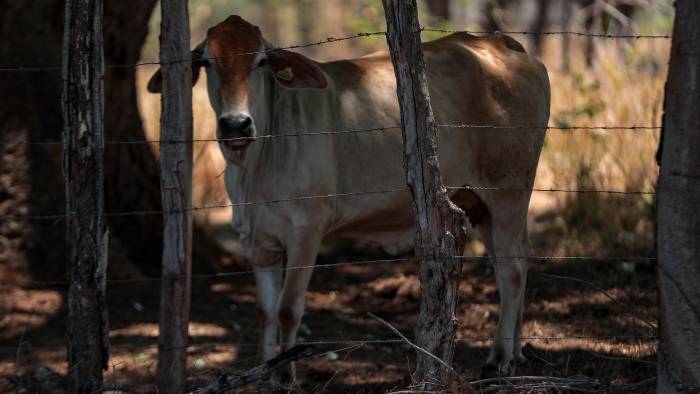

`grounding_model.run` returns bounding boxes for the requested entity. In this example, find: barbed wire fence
[0,16,672,393]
